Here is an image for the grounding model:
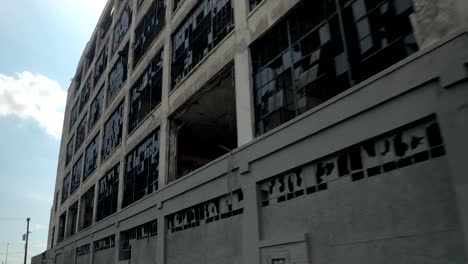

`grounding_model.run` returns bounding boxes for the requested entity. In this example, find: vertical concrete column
[241,179,261,264]
[410,0,467,48]
[158,0,174,189]
[156,209,166,264]
[233,0,255,146]
[437,80,468,258]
